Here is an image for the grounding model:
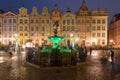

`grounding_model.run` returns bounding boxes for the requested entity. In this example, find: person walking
[89,47,92,55]
[83,47,88,61]
[110,50,114,64]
